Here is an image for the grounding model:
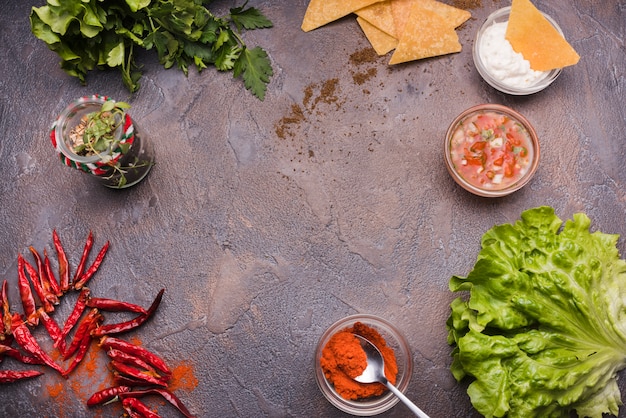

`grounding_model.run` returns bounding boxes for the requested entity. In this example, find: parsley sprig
[30,0,274,100]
